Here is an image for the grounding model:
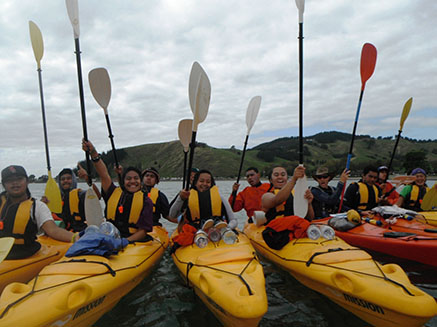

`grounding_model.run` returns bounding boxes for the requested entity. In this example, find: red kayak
[315,217,437,267]
[367,213,437,236]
